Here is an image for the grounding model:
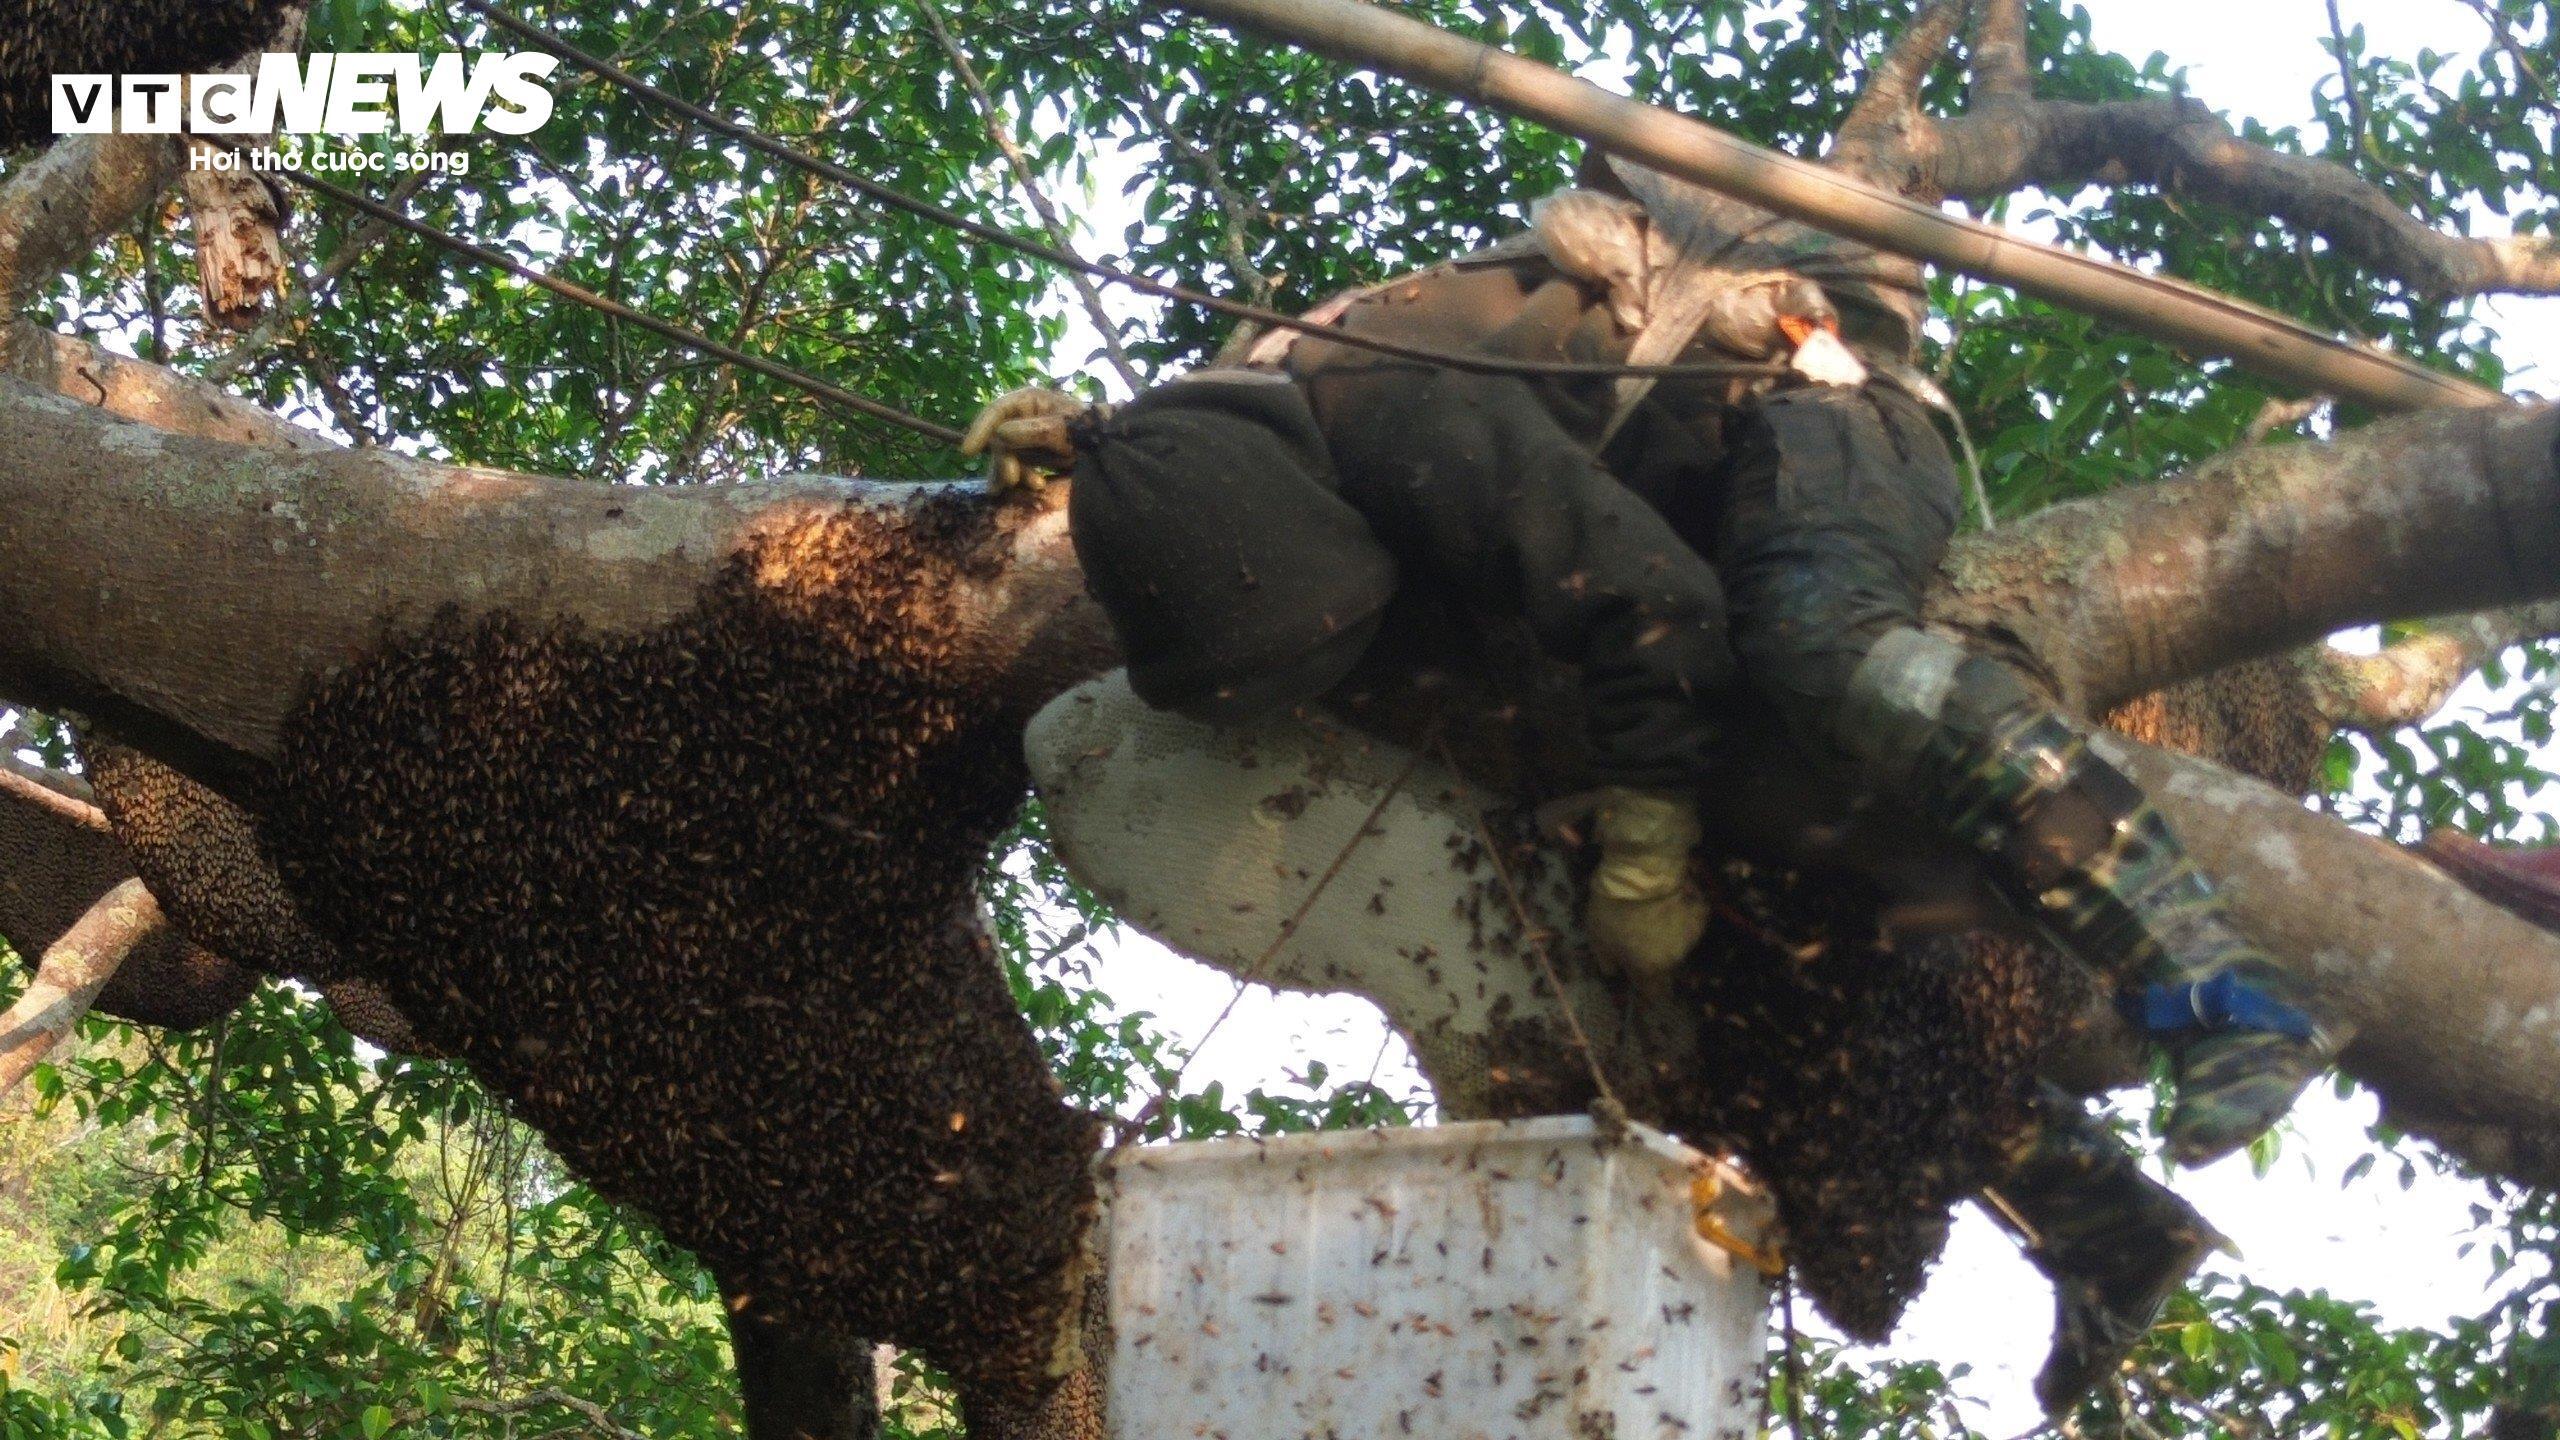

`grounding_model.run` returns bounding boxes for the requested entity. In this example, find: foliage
[6,0,2560,1434]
